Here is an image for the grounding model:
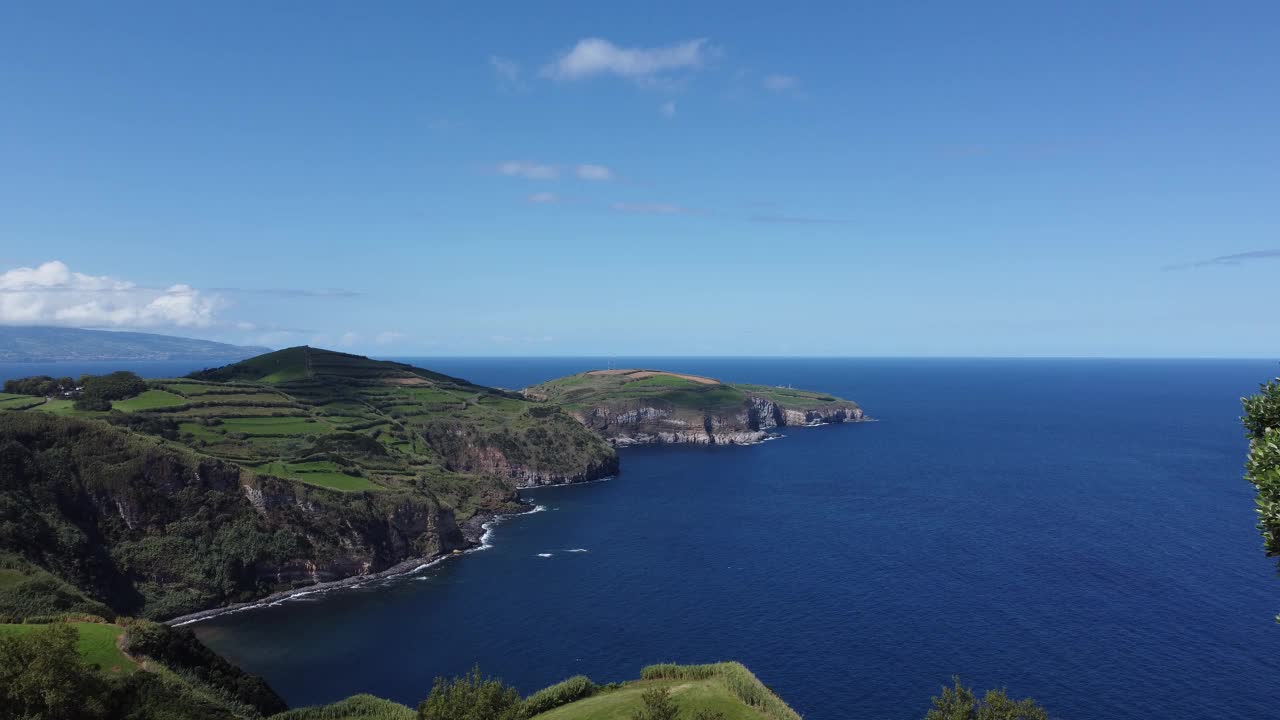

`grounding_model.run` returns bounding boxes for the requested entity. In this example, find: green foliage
[638,663,800,720]
[81,371,147,402]
[0,622,110,719]
[271,694,416,719]
[417,666,523,720]
[0,554,115,620]
[630,687,680,720]
[121,618,288,715]
[923,677,1048,720]
[3,375,76,397]
[0,412,429,620]
[1243,377,1280,619]
[520,675,598,717]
